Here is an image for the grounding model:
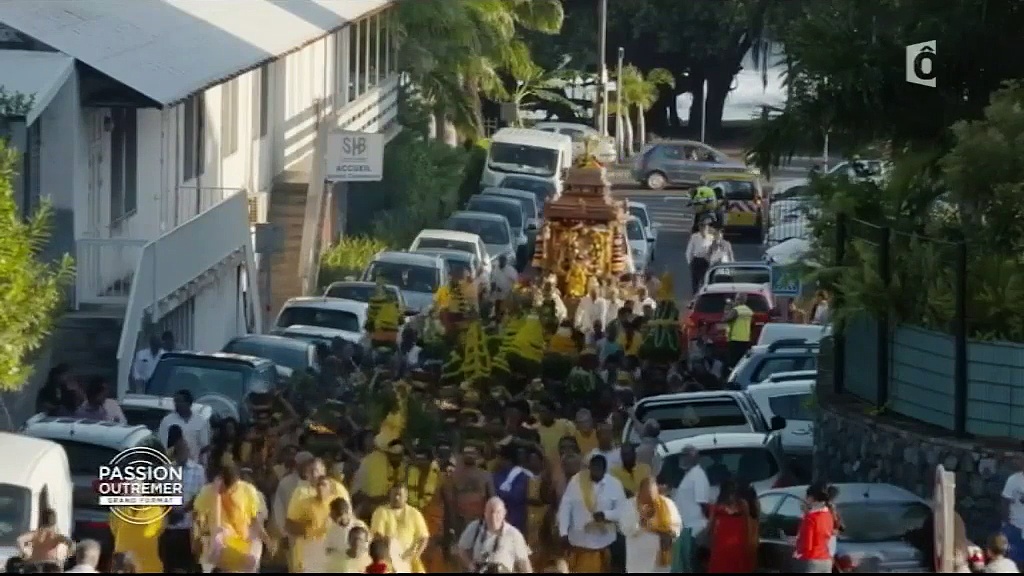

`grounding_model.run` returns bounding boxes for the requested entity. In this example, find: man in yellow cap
[352,438,408,520]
